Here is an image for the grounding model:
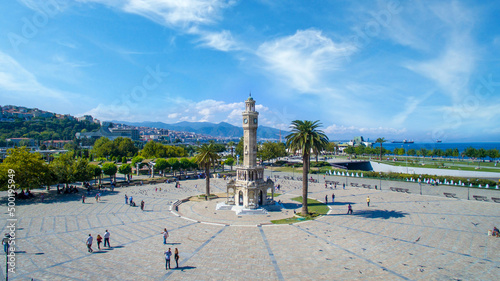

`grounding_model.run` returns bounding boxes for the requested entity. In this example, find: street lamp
[379,172,382,191]
[419,175,422,195]
[467,178,470,200]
